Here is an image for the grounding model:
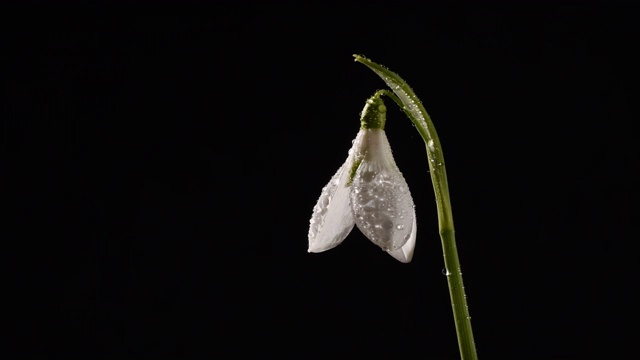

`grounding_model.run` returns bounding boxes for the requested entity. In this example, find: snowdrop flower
[308,94,416,263]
